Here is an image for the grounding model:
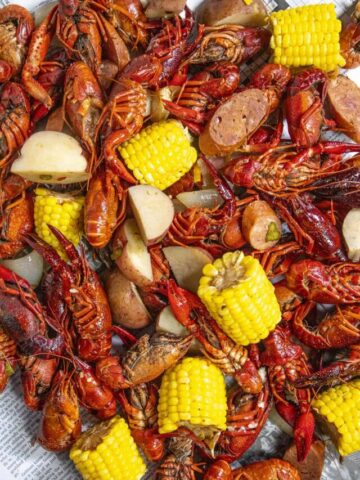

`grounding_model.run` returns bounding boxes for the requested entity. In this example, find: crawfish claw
[294,411,315,462]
